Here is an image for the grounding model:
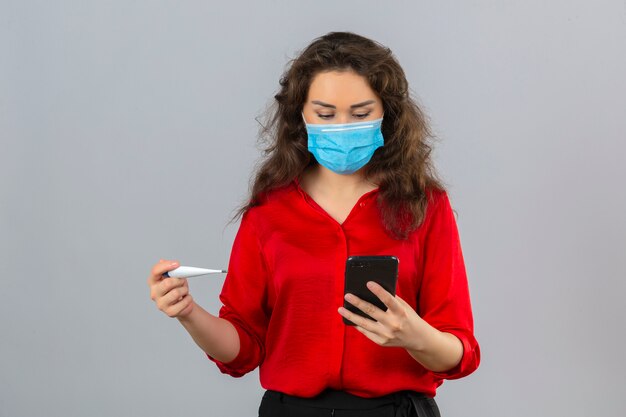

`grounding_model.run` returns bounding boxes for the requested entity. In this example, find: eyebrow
[311,99,376,109]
